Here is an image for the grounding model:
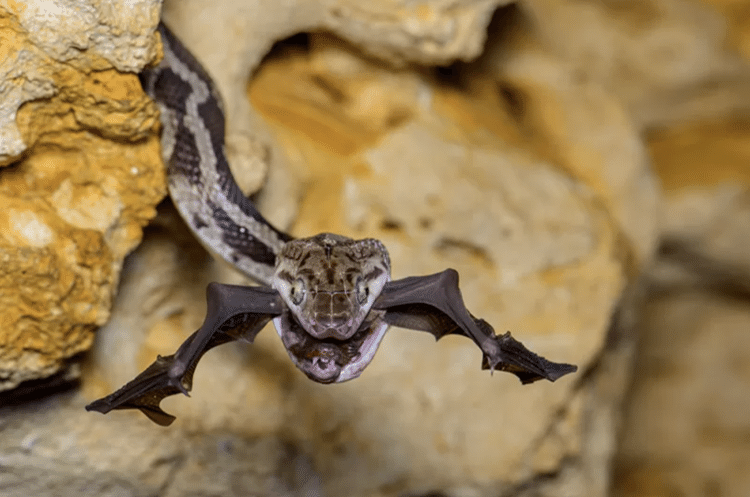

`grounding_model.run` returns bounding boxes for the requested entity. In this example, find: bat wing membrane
[85,283,283,425]
[87,270,576,426]
[373,270,577,383]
